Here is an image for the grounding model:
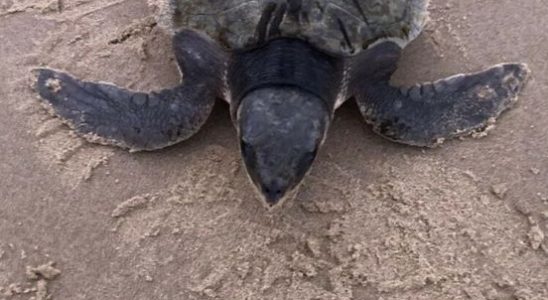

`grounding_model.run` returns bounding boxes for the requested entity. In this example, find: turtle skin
[34,30,227,151]
[348,41,530,147]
